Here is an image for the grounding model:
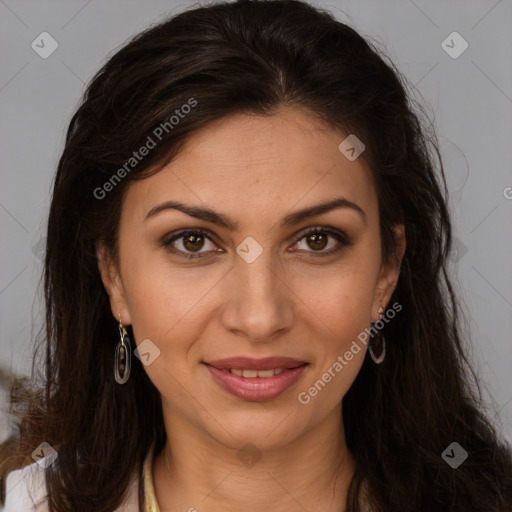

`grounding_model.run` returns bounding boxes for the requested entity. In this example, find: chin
[206,409,305,451]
